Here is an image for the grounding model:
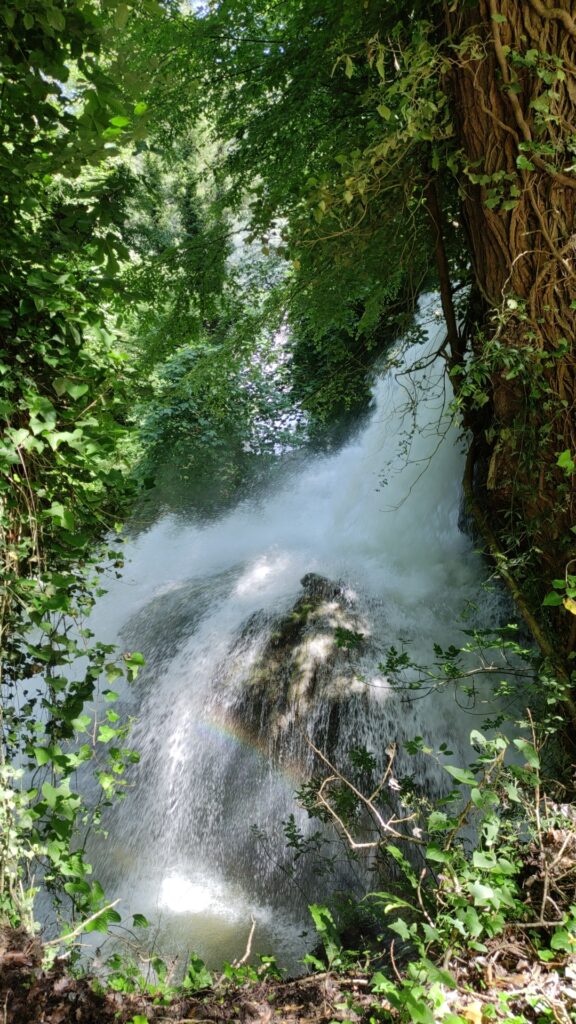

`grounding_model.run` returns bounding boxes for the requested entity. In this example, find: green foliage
[136,333,300,488]
[117,0,451,428]
[182,953,213,991]
[0,0,573,1009]
[99,141,308,491]
[0,0,163,933]
[306,903,344,969]
[334,627,366,651]
[221,956,282,984]
[104,951,175,999]
[301,723,576,1024]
